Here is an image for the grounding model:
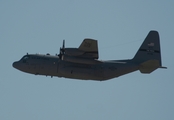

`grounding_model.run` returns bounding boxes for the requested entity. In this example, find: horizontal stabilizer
[159,66,167,69]
[139,60,160,73]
